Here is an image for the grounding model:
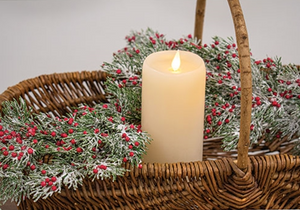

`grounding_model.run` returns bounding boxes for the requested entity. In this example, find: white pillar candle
[141,50,206,163]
